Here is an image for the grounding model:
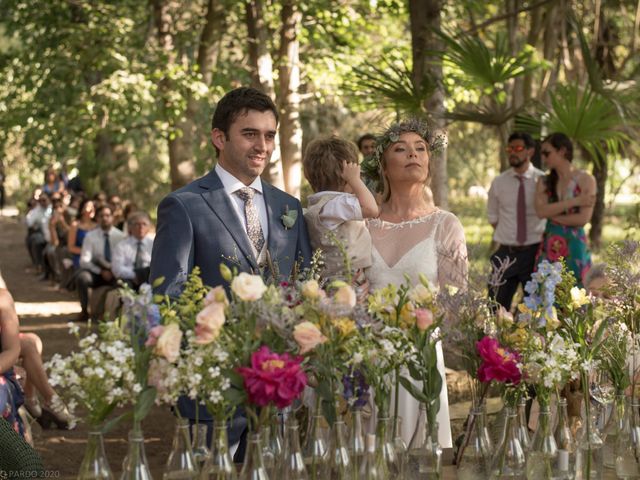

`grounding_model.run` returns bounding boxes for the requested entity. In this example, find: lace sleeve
[435,212,468,290]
